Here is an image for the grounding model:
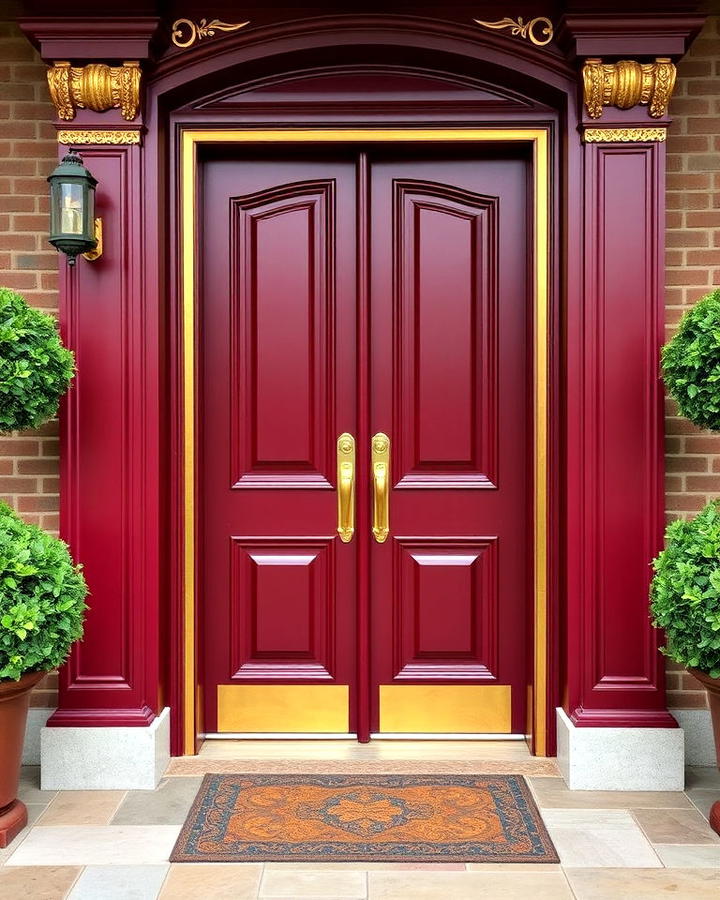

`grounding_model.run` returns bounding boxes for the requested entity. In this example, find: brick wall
[1,15,719,716]
[0,17,60,709]
[665,15,720,710]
